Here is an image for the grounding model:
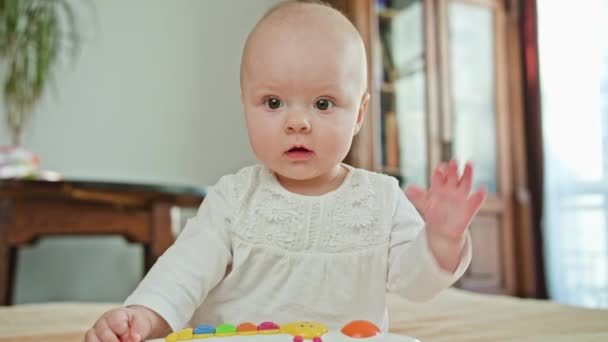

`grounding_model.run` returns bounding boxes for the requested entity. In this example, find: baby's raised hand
[84,306,150,342]
[405,160,487,272]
